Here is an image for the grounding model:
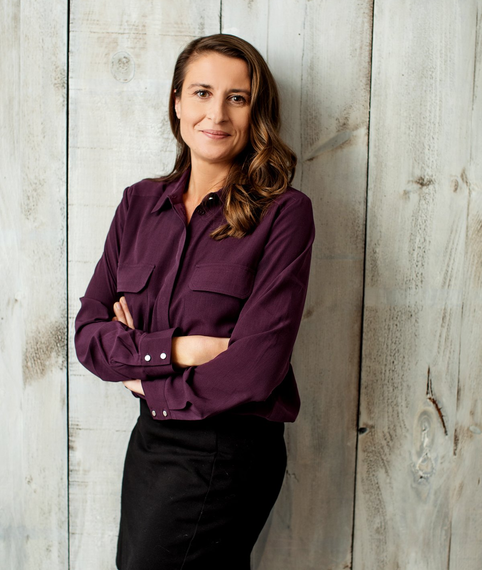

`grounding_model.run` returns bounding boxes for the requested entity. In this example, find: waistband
[139,397,284,436]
